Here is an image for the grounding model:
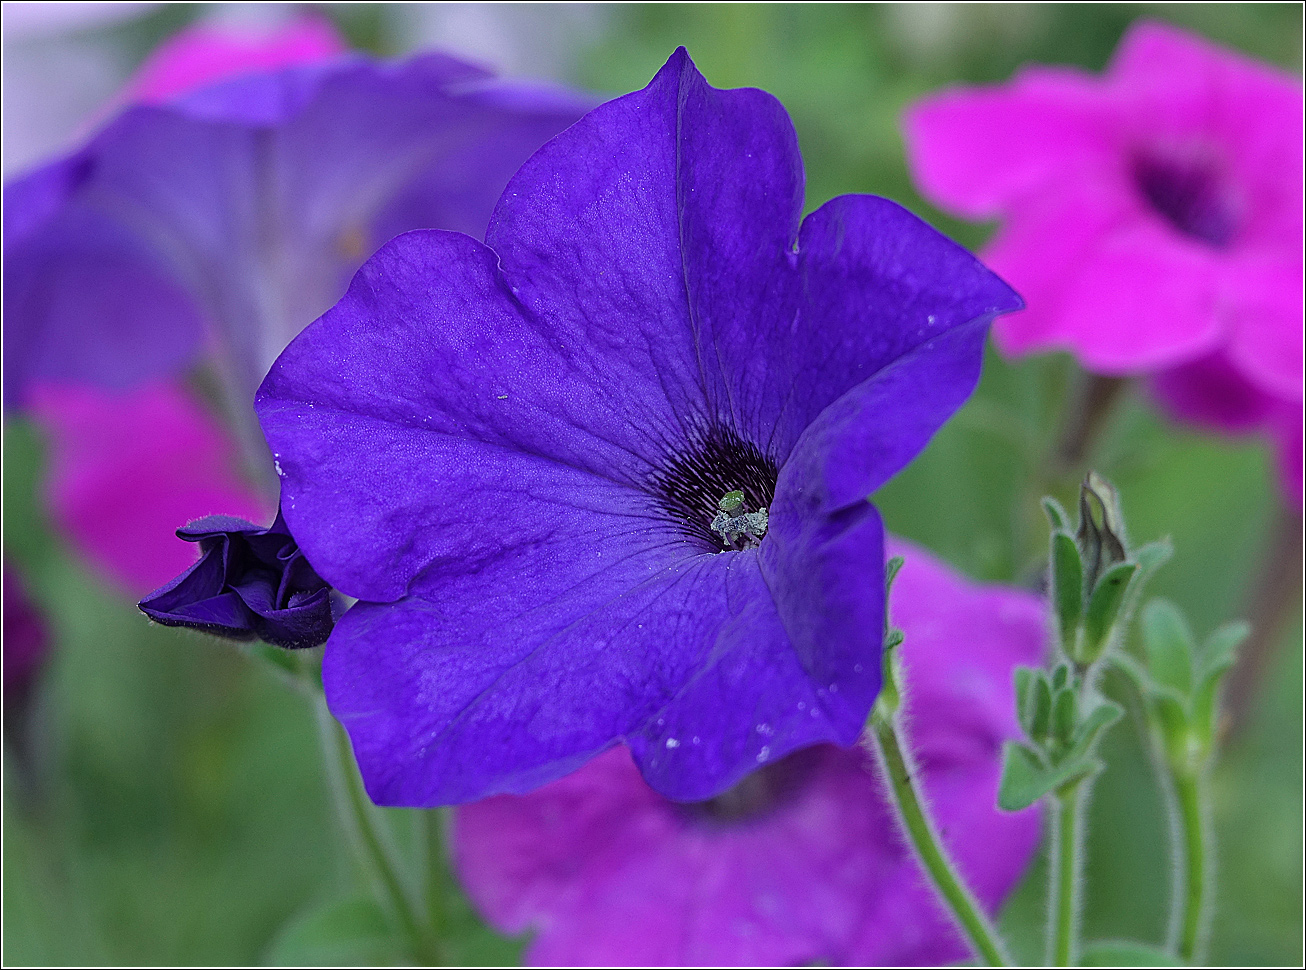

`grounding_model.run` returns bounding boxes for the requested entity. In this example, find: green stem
[1049,784,1083,967]
[423,808,451,947]
[871,711,1010,967]
[313,697,440,964]
[1172,770,1208,964]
